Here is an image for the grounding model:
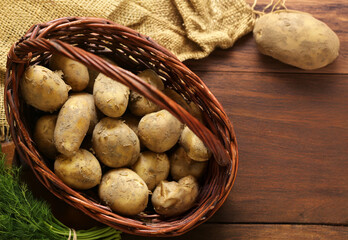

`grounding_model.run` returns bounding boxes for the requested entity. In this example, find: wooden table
[128,0,348,238]
[3,0,347,239]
